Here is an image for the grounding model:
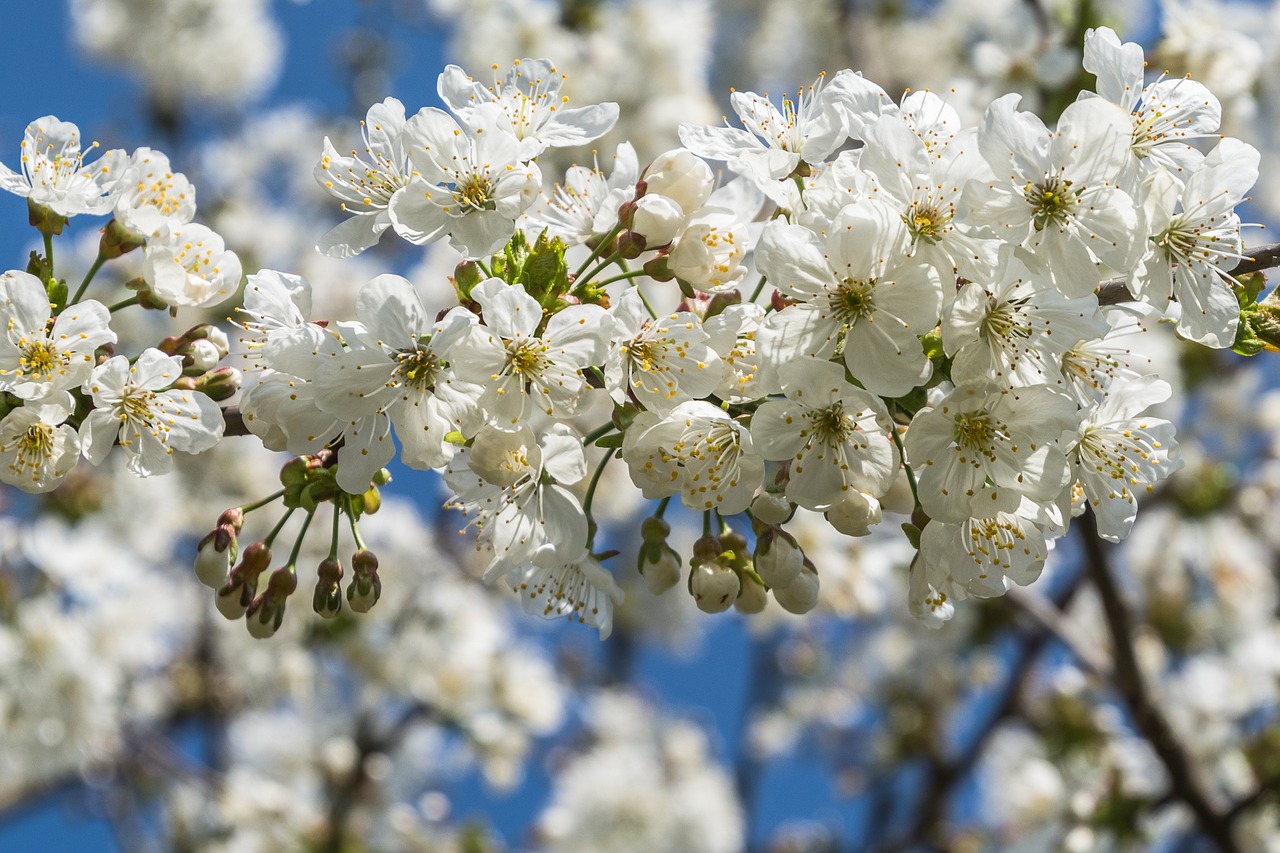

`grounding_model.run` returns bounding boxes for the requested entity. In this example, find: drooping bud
[245,566,298,639]
[637,516,681,595]
[750,491,793,526]
[734,571,768,614]
[773,558,820,615]
[215,540,272,620]
[826,491,883,537]
[194,516,239,589]
[754,527,804,589]
[347,549,381,613]
[313,557,344,619]
[630,195,684,247]
[688,534,738,614]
